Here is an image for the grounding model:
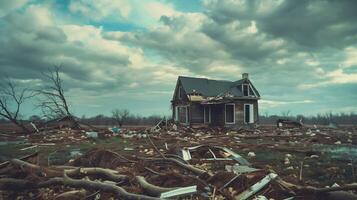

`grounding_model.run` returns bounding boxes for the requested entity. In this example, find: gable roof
[176,76,260,99]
